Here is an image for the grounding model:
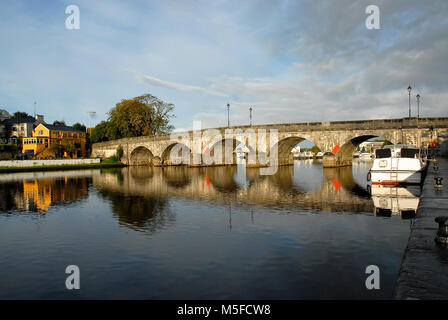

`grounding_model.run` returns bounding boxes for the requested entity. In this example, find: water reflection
[0,161,419,226]
[0,173,89,213]
[370,185,420,219]
[97,189,173,231]
[91,164,377,214]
